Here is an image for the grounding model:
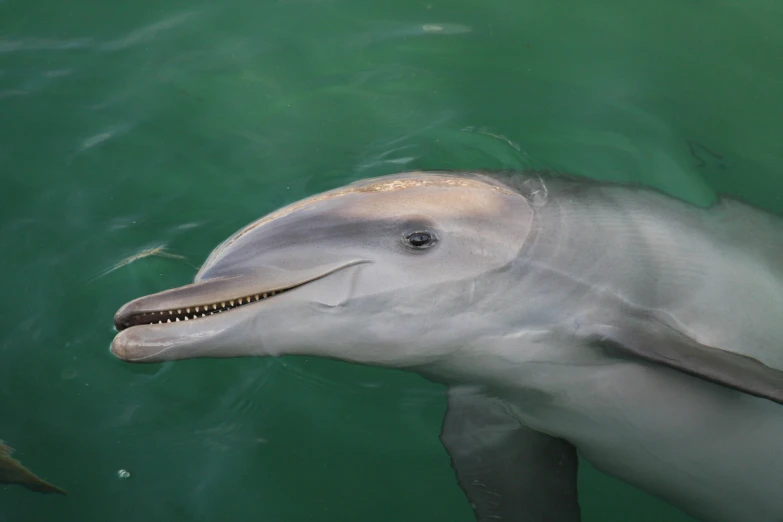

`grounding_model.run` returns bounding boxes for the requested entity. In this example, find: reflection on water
[99,11,202,52]
[0,39,93,53]
[1,0,781,520]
